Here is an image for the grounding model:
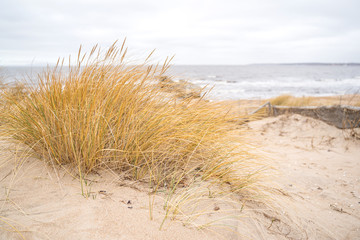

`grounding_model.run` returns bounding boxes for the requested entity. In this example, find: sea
[2,64,360,100]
